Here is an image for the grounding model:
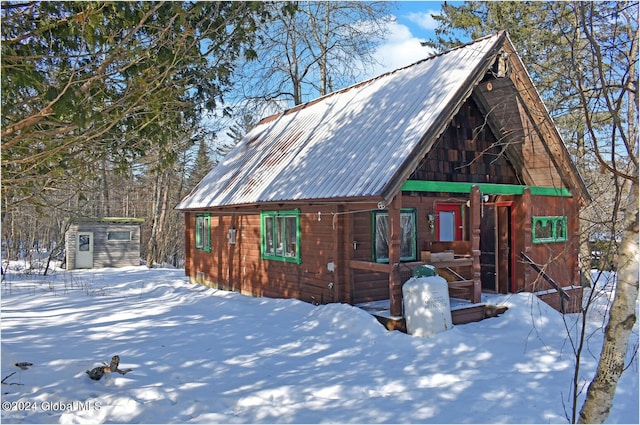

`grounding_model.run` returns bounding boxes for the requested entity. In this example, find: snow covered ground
[1,264,637,424]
